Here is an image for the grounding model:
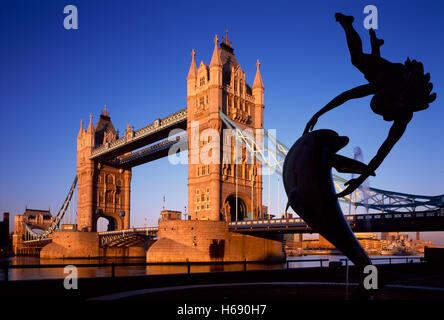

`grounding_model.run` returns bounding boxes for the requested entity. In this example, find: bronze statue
[284,13,436,298]
[304,13,436,197]
[283,129,373,271]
